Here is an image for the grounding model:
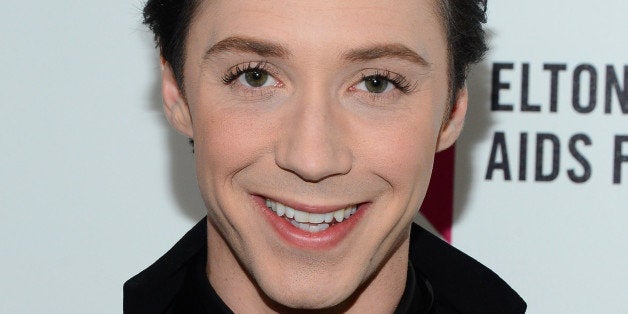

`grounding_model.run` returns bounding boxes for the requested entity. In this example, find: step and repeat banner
[1,0,625,313]
[421,1,627,312]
